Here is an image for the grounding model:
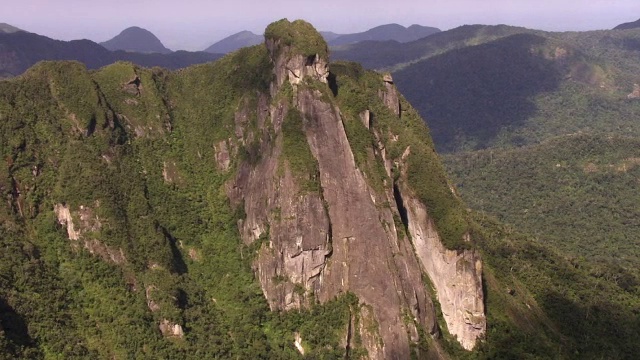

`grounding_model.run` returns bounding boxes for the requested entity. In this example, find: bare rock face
[379,73,400,117]
[230,20,485,357]
[232,41,438,358]
[213,141,232,171]
[298,87,437,358]
[158,319,184,338]
[399,185,486,350]
[265,38,329,92]
[359,109,371,129]
[294,332,305,355]
[54,203,126,265]
[54,204,80,240]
